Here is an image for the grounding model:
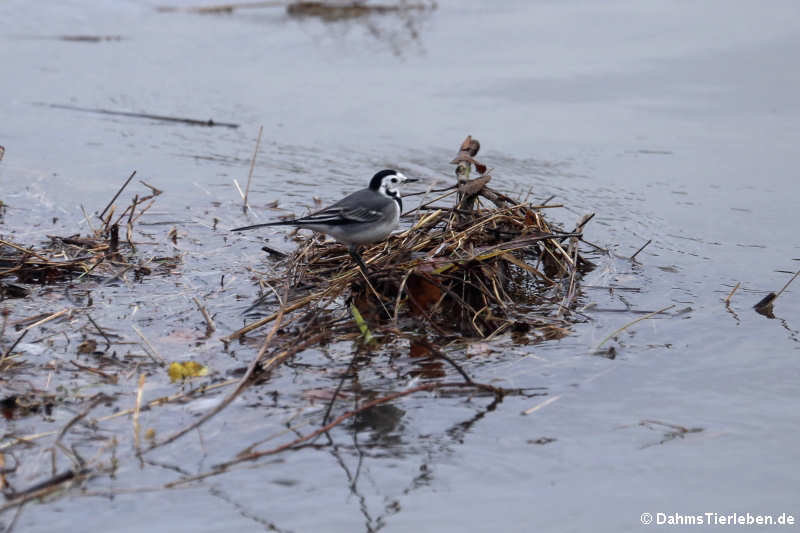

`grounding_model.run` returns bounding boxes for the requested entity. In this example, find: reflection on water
[286,1,436,56]
[158,0,436,56]
[320,392,503,533]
